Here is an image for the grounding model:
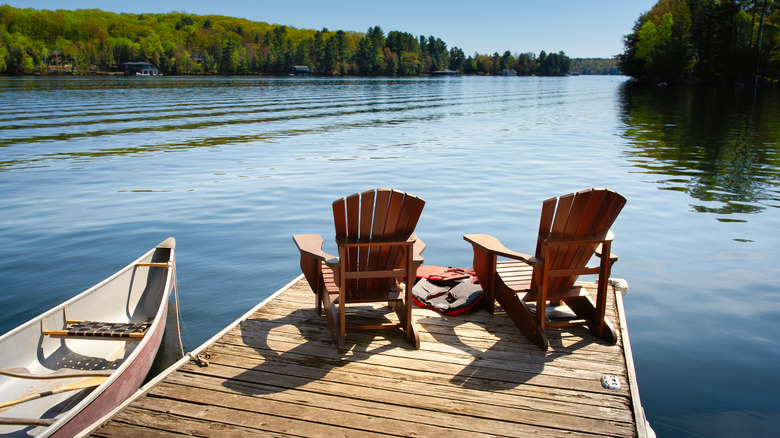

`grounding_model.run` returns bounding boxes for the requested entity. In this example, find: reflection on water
[619,83,780,219]
[1,76,779,438]
[0,77,485,171]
